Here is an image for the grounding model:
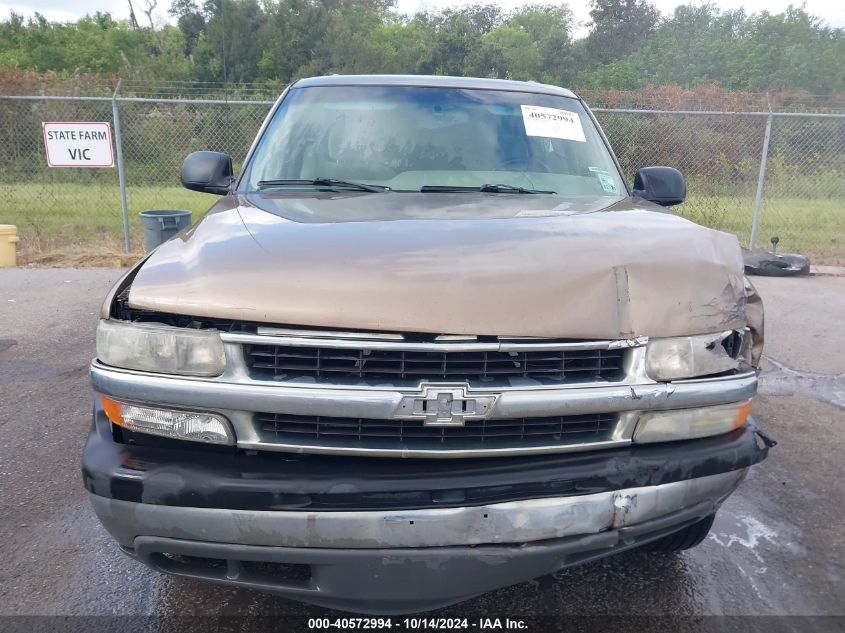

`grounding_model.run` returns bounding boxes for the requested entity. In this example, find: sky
[1,0,843,37]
